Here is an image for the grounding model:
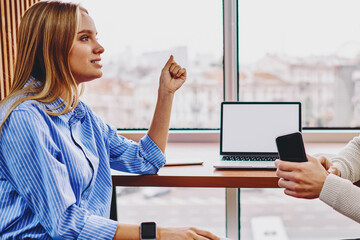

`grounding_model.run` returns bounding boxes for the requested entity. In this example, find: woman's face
[69,12,104,85]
